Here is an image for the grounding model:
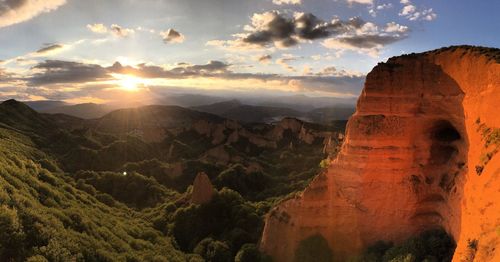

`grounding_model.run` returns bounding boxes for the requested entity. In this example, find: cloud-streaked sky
[0,0,498,104]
